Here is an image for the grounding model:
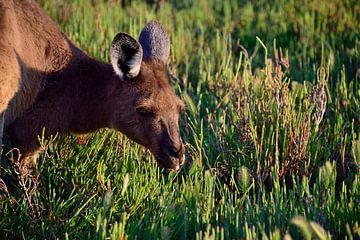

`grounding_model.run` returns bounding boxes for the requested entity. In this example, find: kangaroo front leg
[6,121,42,175]
[6,100,69,175]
